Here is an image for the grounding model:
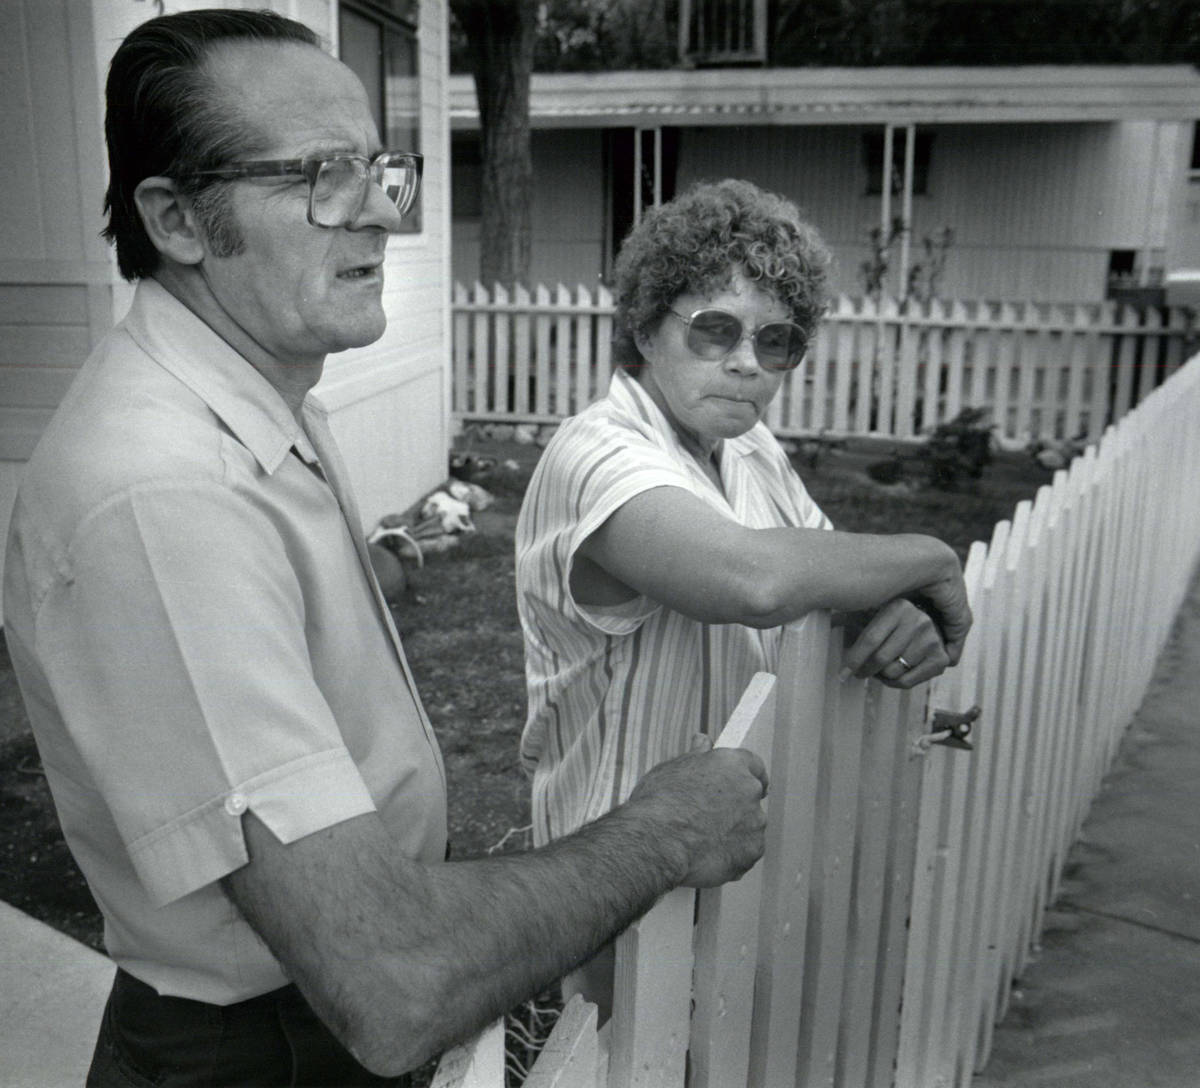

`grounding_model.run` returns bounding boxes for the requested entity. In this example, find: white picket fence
[451,282,1195,445]
[433,352,1200,1088]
